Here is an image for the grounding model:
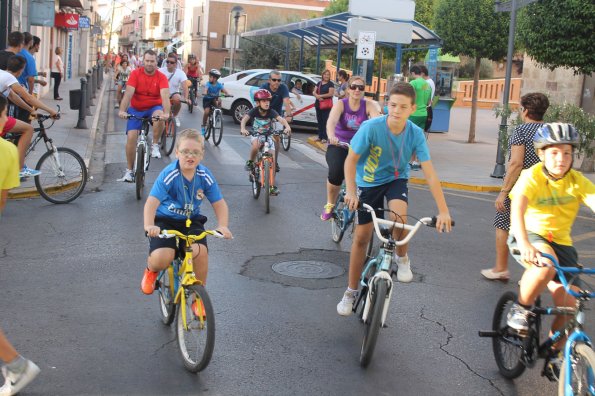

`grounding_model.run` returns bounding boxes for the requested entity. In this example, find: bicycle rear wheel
[251,168,260,199]
[360,277,388,367]
[176,284,215,373]
[492,291,527,379]
[281,132,291,151]
[559,342,595,396]
[162,118,176,156]
[157,266,176,325]
[264,160,271,214]
[188,91,194,113]
[331,196,346,243]
[135,144,145,200]
[212,110,223,146]
[34,147,87,204]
